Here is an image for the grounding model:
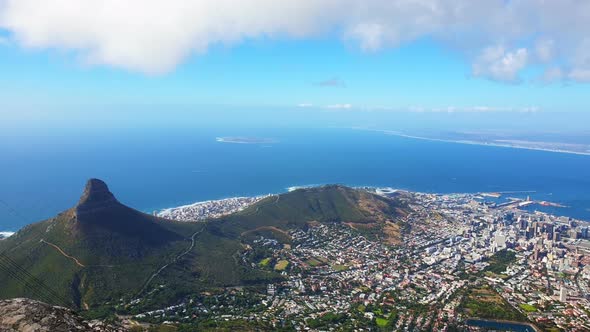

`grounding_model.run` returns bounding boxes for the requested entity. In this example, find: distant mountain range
[0,179,409,312]
[361,128,590,155]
